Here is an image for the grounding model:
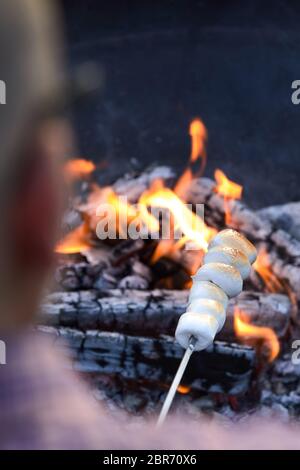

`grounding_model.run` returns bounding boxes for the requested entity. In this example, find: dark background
[61,0,300,208]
